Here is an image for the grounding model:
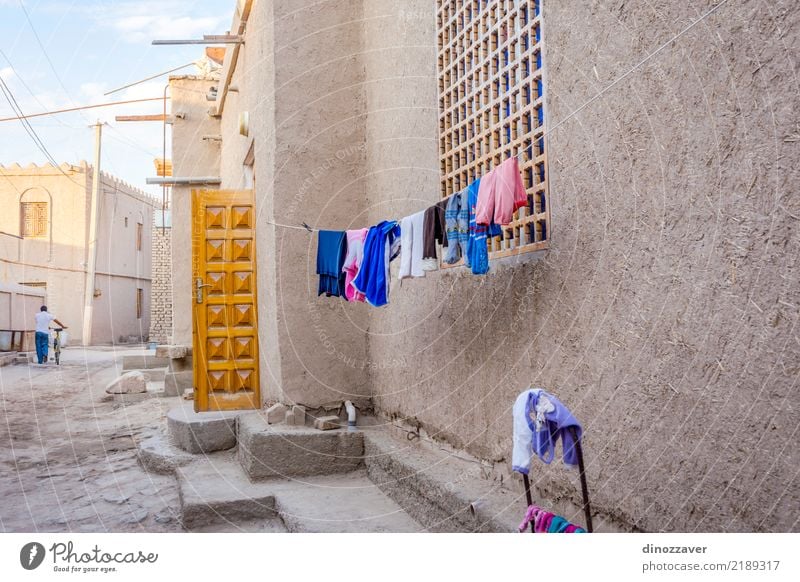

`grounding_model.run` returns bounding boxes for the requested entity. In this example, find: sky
[0,0,235,197]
